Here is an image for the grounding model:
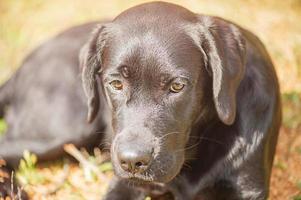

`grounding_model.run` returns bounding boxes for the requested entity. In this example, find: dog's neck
[173,114,239,196]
